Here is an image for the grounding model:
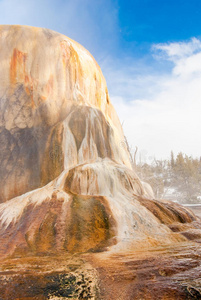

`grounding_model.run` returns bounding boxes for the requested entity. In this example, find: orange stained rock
[10,48,27,85]
[10,48,37,108]
[40,74,54,101]
[60,40,70,67]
